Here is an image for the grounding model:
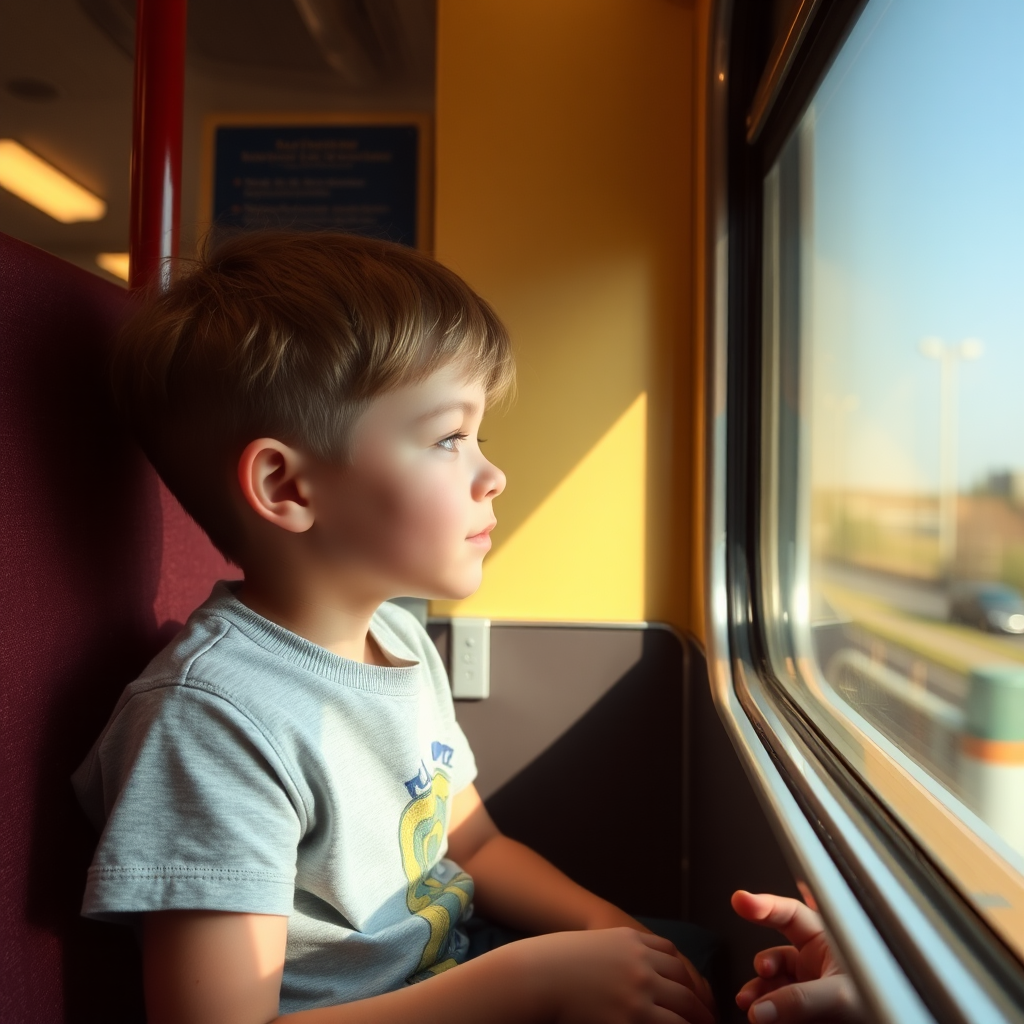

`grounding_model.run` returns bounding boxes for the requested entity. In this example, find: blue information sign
[212,123,420,247]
